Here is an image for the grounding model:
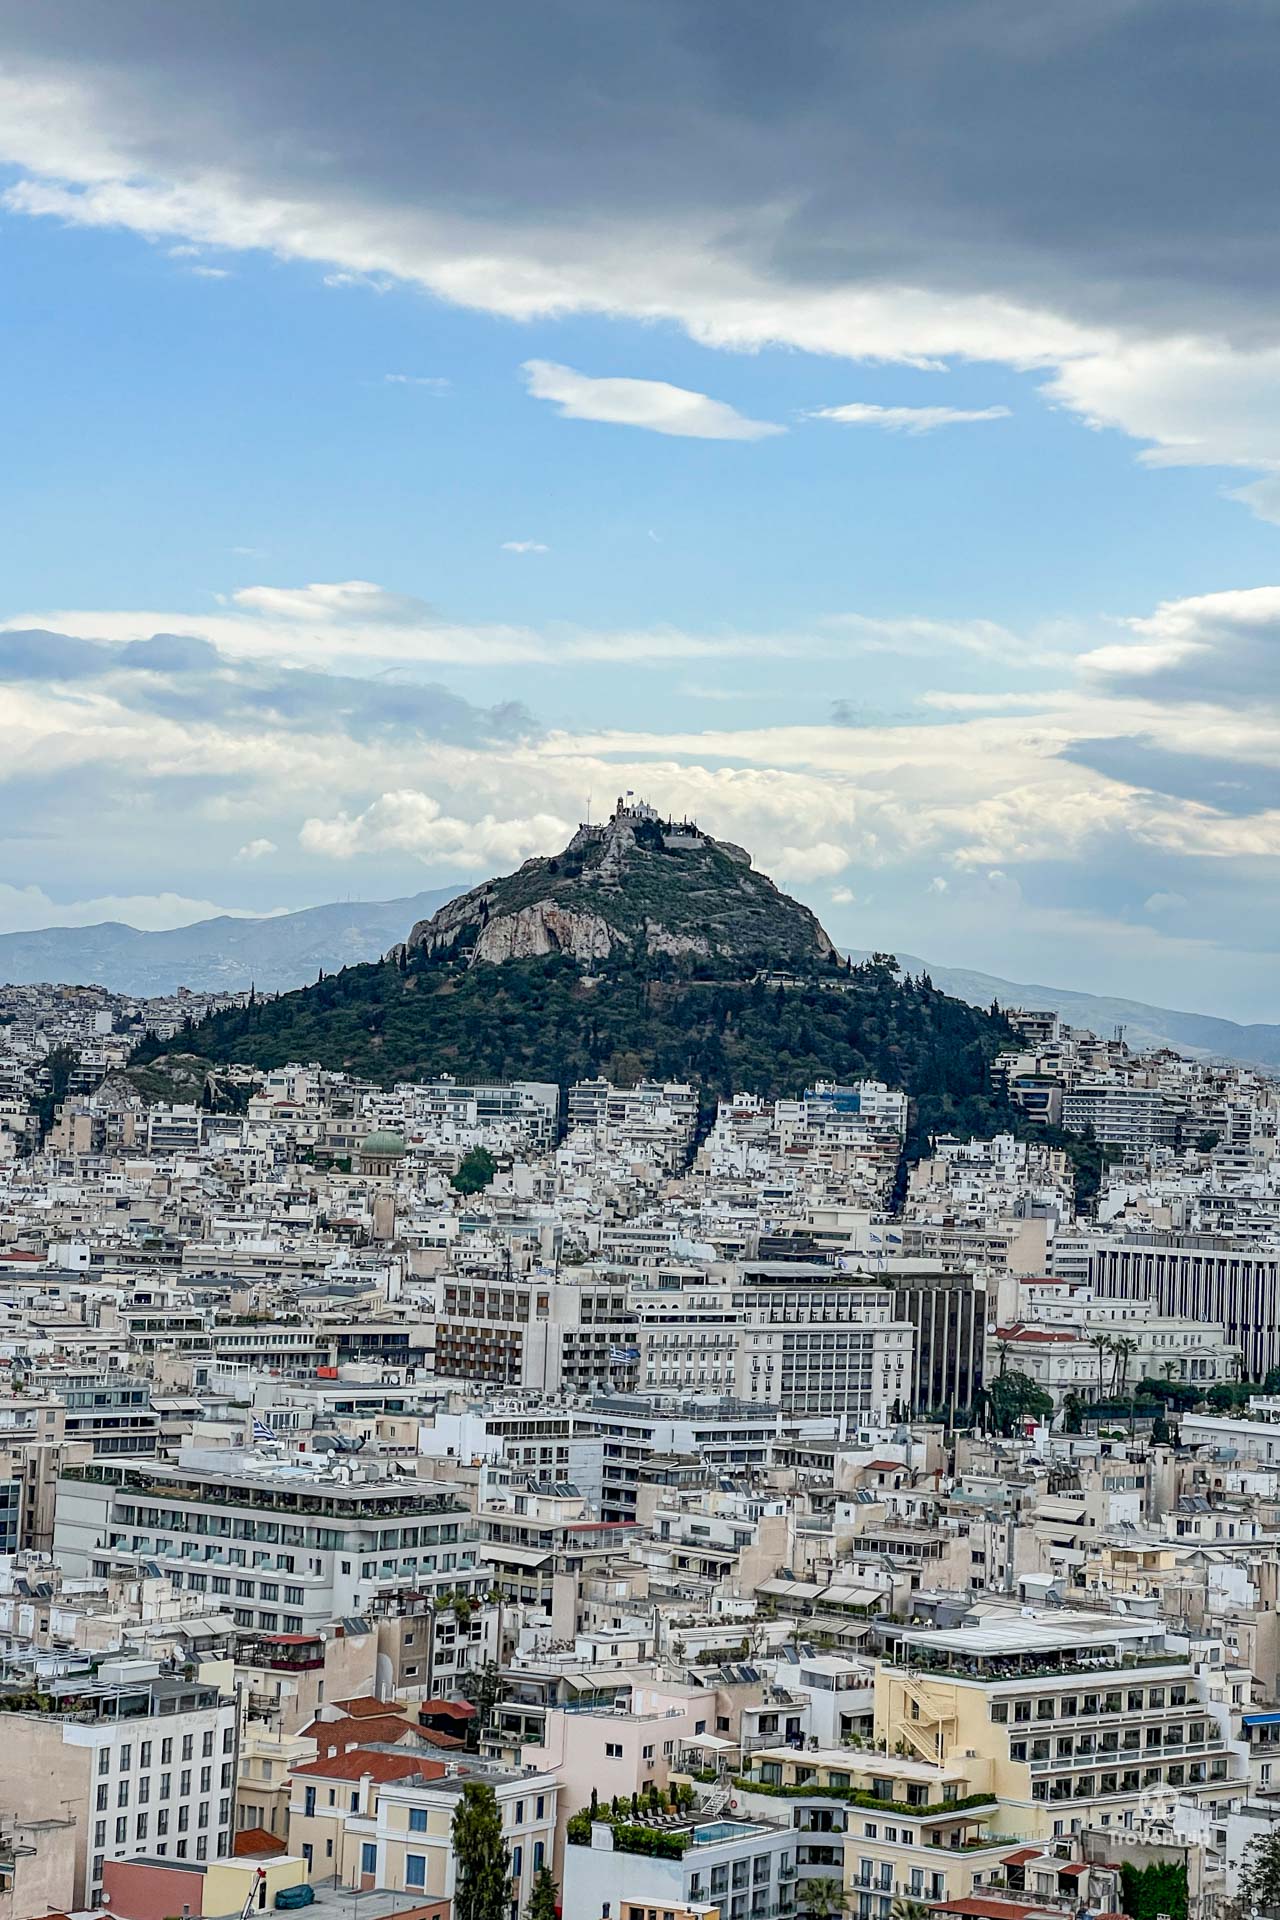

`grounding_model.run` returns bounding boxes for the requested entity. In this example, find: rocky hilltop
[397,798,836,972]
